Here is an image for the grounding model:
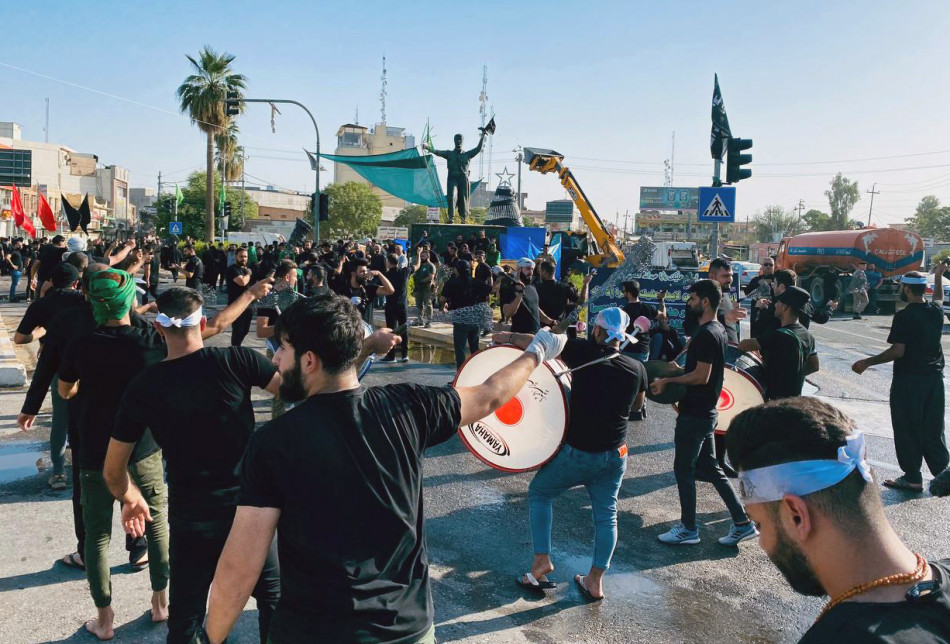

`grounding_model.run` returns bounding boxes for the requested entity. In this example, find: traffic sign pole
[712,158,722,257]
